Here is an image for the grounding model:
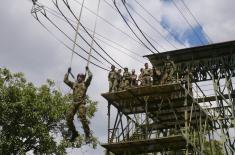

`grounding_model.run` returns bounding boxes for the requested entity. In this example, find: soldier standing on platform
[131,69,138,87]
[142,63,152,85]
[138,68,144,86]
[160,55,176,85]
[117,69,123,91]
[152,66,161,85]
[108,65,118,92]
[122,67,131,89]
